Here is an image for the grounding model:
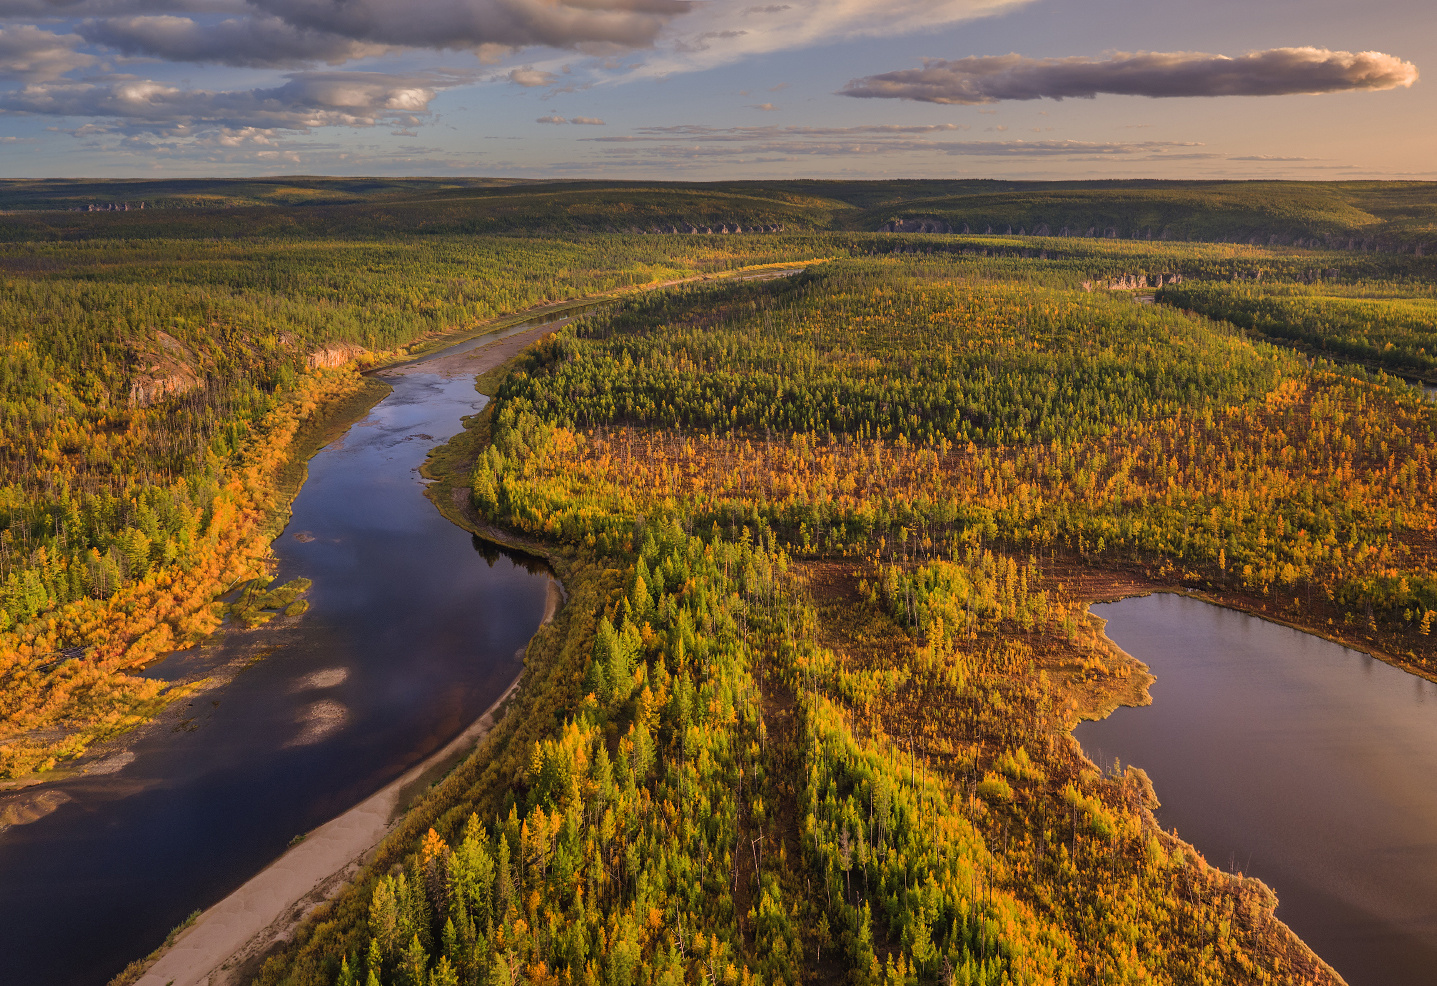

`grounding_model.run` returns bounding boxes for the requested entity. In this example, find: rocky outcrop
[128,330,200,407]
[129,369,199,407]
[658,221,782,234]
[879,218,953,234]
[1106,273,1183,290]
[307,342,367,370]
